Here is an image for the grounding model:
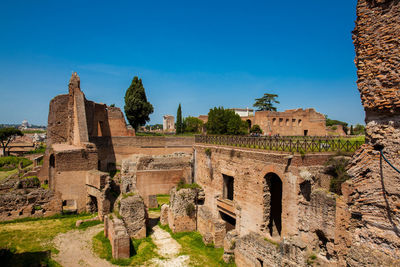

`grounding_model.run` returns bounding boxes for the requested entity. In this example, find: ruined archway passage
[264,173,282,237]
